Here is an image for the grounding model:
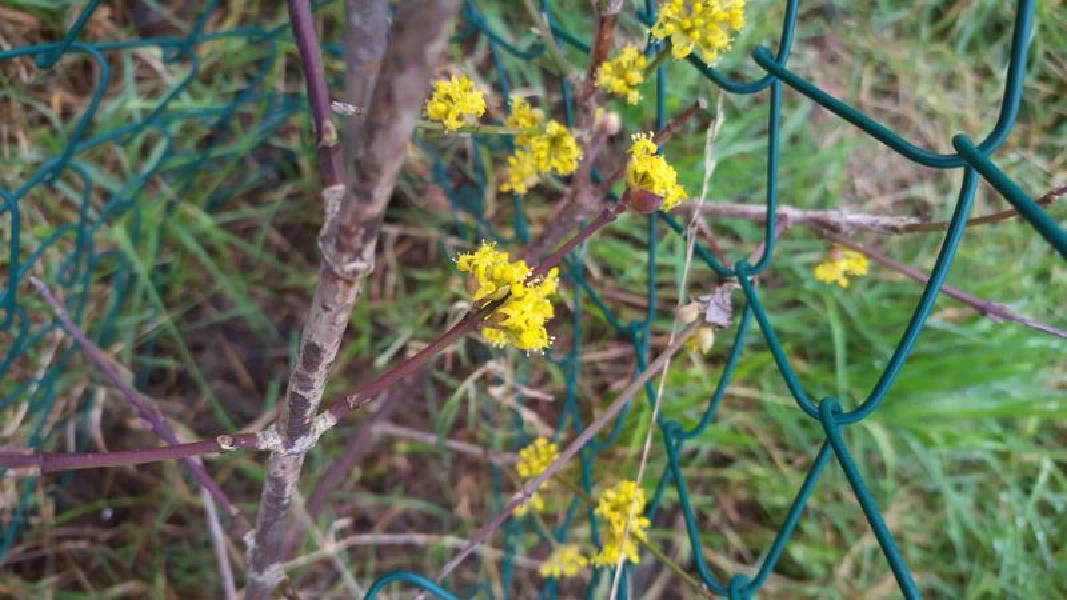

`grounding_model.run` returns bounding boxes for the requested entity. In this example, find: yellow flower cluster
[455,243,560,352]
[500,97,581,195]
[596,45,647,104]
[506,96,542,147]
[539,544,589,579]
[626,133,687,211]
[651,0,747,64]
[456,242,529,302]
[592,480,650,567]
[500,149,539,195]
[813,246,870,288]
[426,74,487,130]
[514,437,559,516]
